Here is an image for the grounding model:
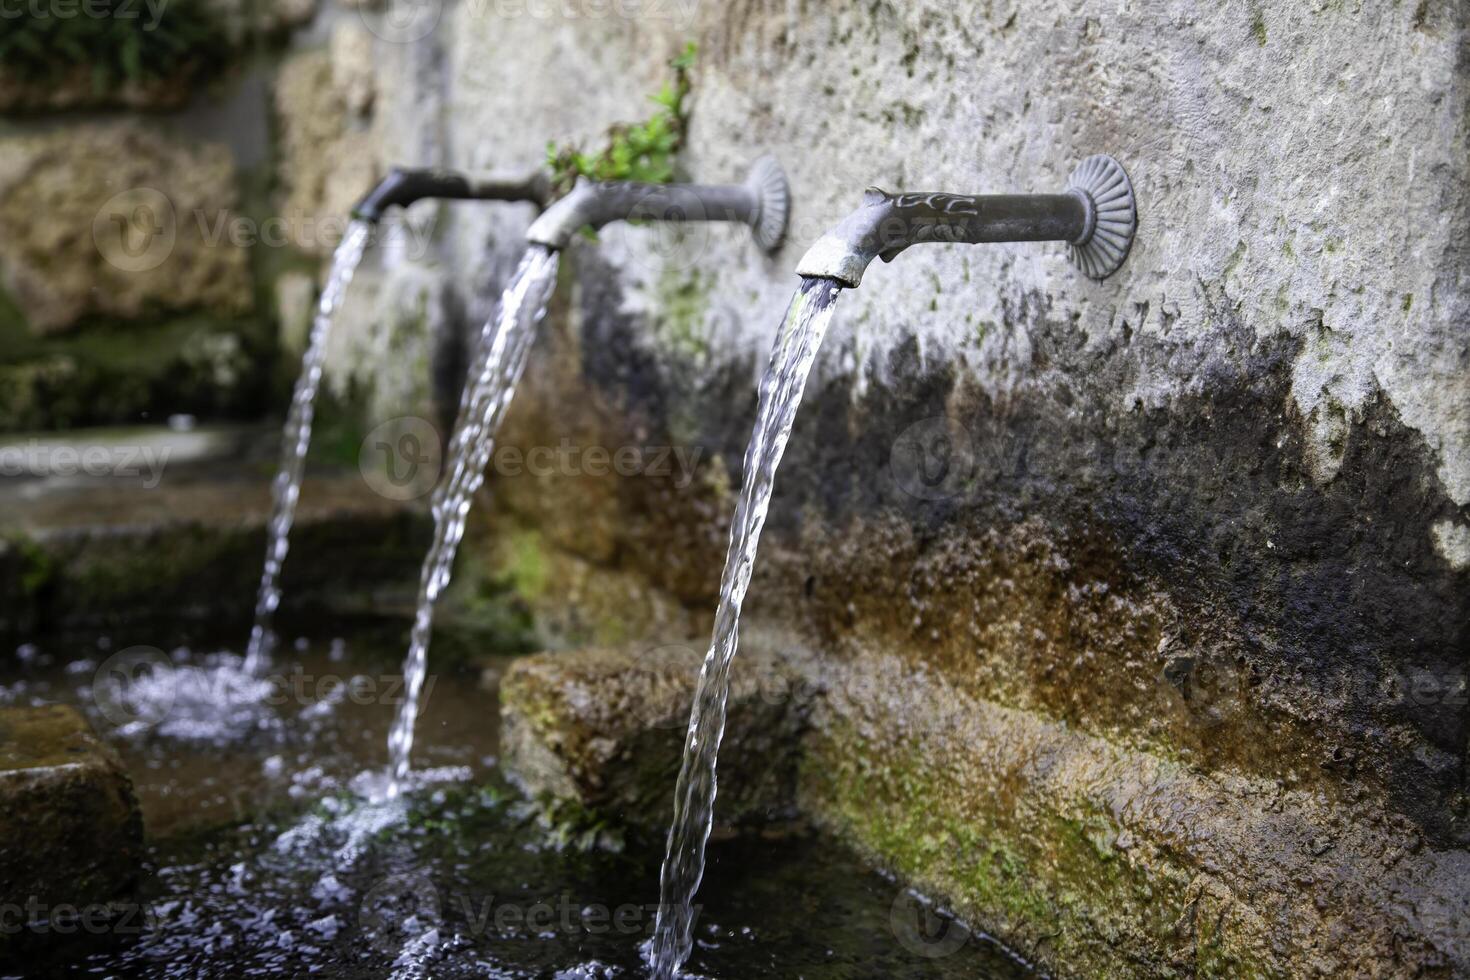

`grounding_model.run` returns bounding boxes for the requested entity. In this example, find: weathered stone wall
[360,1,1470,975]
[2,0,1465,973]
[0,1,456,432]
